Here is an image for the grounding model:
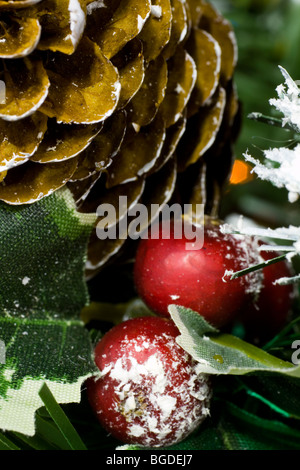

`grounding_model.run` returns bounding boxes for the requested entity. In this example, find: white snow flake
[244,66,300,203]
